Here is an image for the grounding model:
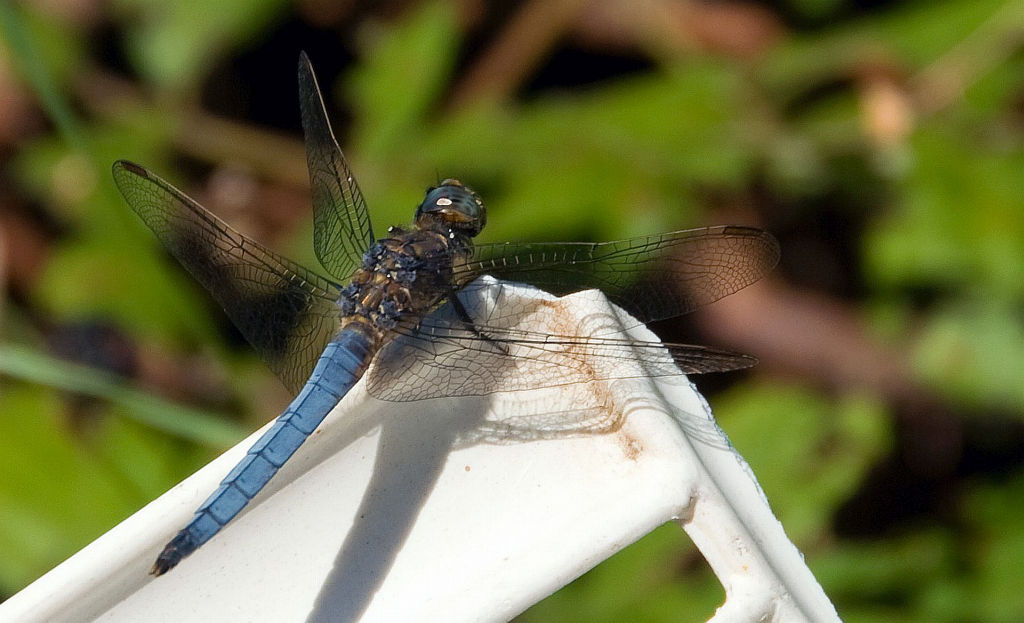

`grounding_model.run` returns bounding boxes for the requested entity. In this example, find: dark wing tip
[754,230,782,272]
[112,159,149,178]
[729,352,759,370]
[665,342,760,375]
[724,225,782,273]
